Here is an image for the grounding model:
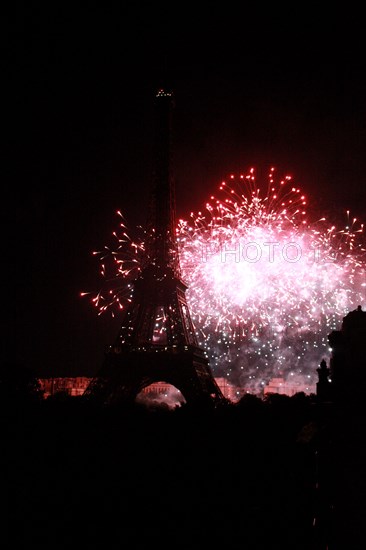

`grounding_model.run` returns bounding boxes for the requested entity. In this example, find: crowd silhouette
[2,354,365,549]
